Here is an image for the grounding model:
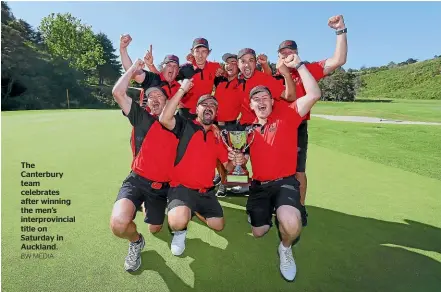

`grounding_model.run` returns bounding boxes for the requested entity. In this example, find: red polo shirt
[180,60,221,114]
[170,116,228,190]
[238,70,285,125]
[126,100,178,182]
[276,60,326,120]
[214,76,242,122]
[249,104,303,182]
